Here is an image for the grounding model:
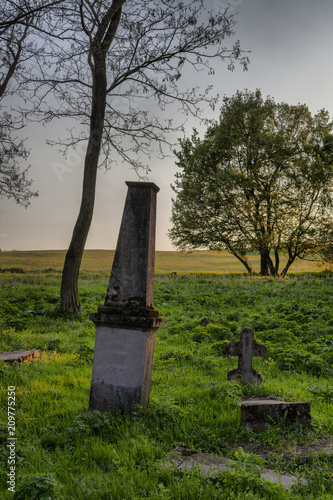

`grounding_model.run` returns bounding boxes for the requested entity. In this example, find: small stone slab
[0,350,41,365]
[226,327,267,384]
[241,399,311,432]
[167,447,306,490]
